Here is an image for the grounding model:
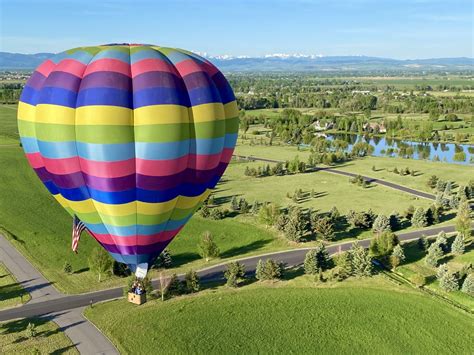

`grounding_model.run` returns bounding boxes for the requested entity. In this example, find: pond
[315,134,474,165]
